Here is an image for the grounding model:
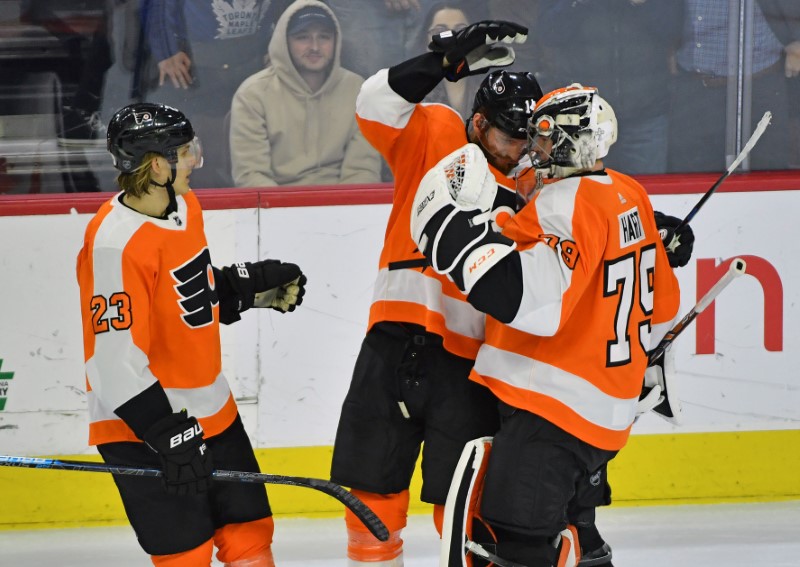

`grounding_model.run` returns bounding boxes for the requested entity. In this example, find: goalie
[411,86,687,566]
